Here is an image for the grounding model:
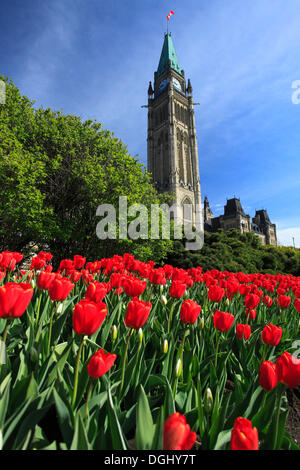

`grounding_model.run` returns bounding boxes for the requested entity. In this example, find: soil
[286,388,300,446]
